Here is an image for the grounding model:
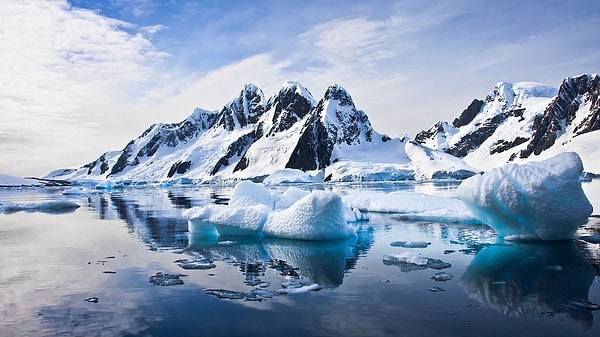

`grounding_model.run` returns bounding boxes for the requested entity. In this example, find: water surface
[1,182,599,336]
